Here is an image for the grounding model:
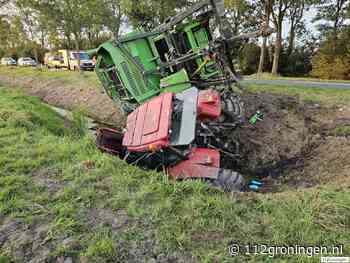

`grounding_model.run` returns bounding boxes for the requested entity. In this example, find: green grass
[0,254,11,263]
[330,126,350,136]
[246,73,350,83]
[246,84,350,106]
[0,66,100,88]
[0,87,349,262]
